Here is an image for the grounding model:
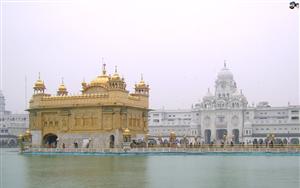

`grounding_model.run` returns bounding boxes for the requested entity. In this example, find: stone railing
[24,145,300,154]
